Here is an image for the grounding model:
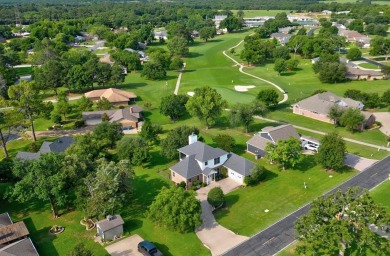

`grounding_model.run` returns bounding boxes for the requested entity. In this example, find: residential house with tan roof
[338,29,371,48]
[246,124,301,158]
[82,105,143,131]
[85,88,137,106]
[170,134,255,187]
[293,92,375,130]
